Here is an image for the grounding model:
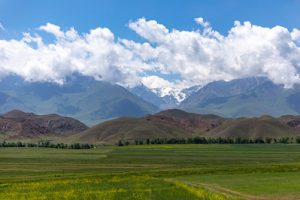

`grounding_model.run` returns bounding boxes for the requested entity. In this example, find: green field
[1,144,300,199]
